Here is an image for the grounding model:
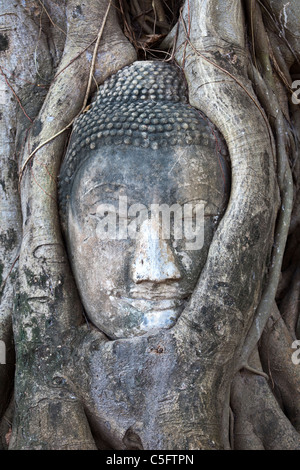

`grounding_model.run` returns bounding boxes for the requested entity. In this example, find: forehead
[71,144,227,208]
